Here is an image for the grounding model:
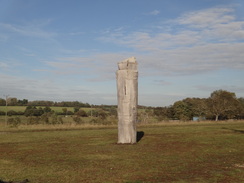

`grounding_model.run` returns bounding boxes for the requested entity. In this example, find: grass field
[0,106,92,113]
[0,121,244,183]
[0,106,27,112]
